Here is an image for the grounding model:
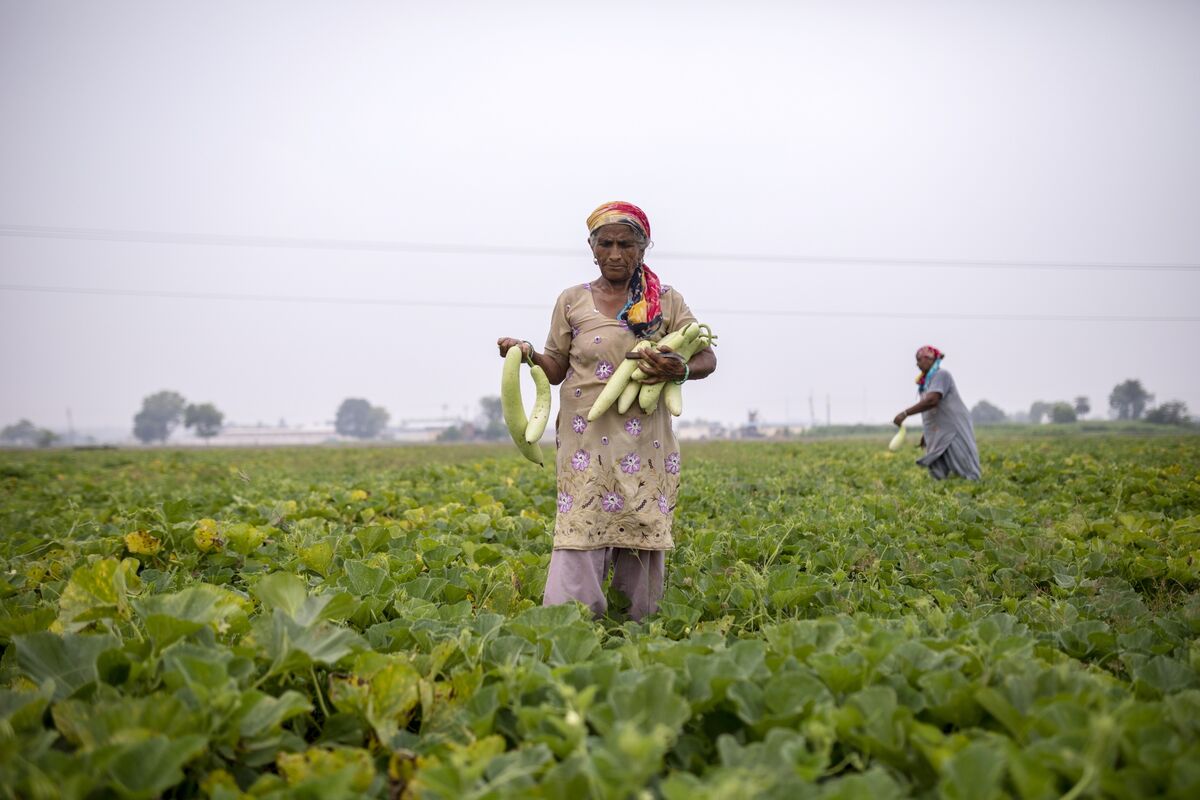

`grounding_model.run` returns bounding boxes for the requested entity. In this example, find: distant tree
[1029,401,1051,425]
[335,398,390,439]
[477,396,506,440]
[1145,401,1190,426]
[1,419,57,447]
[970,400,1007,426]
[1050,402,1077,423]
[133,390,186,444]
[1,419,38,445]
[184,403,225,439]
[1073,396,1090,418]
[1109,380,1153,420]
[437,425,465,442]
